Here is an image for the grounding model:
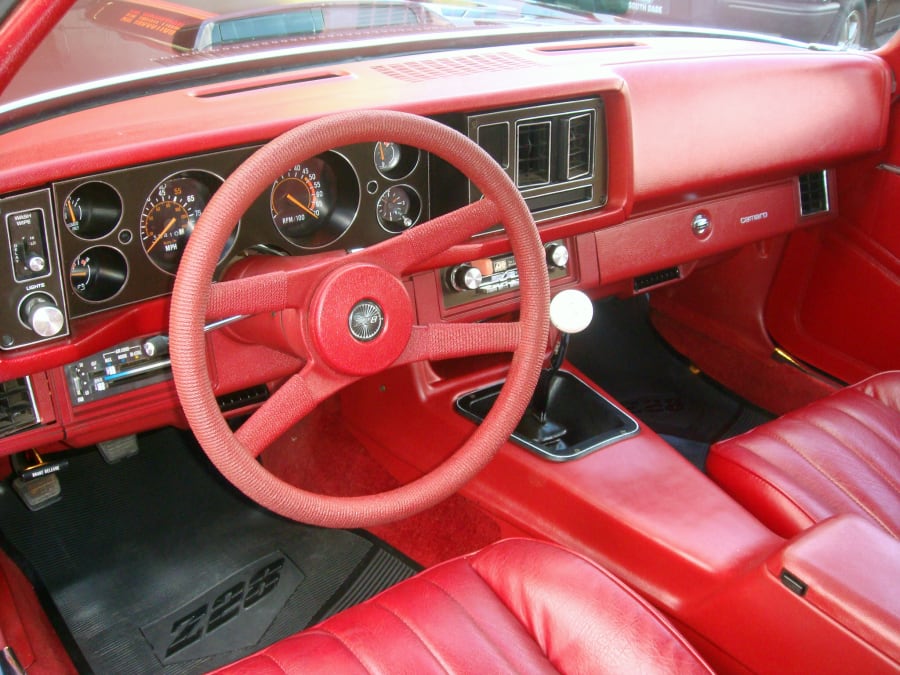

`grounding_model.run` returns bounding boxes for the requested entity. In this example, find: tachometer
[140,171,234,274]
[270,153,359,249]
[270,162,329,237]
